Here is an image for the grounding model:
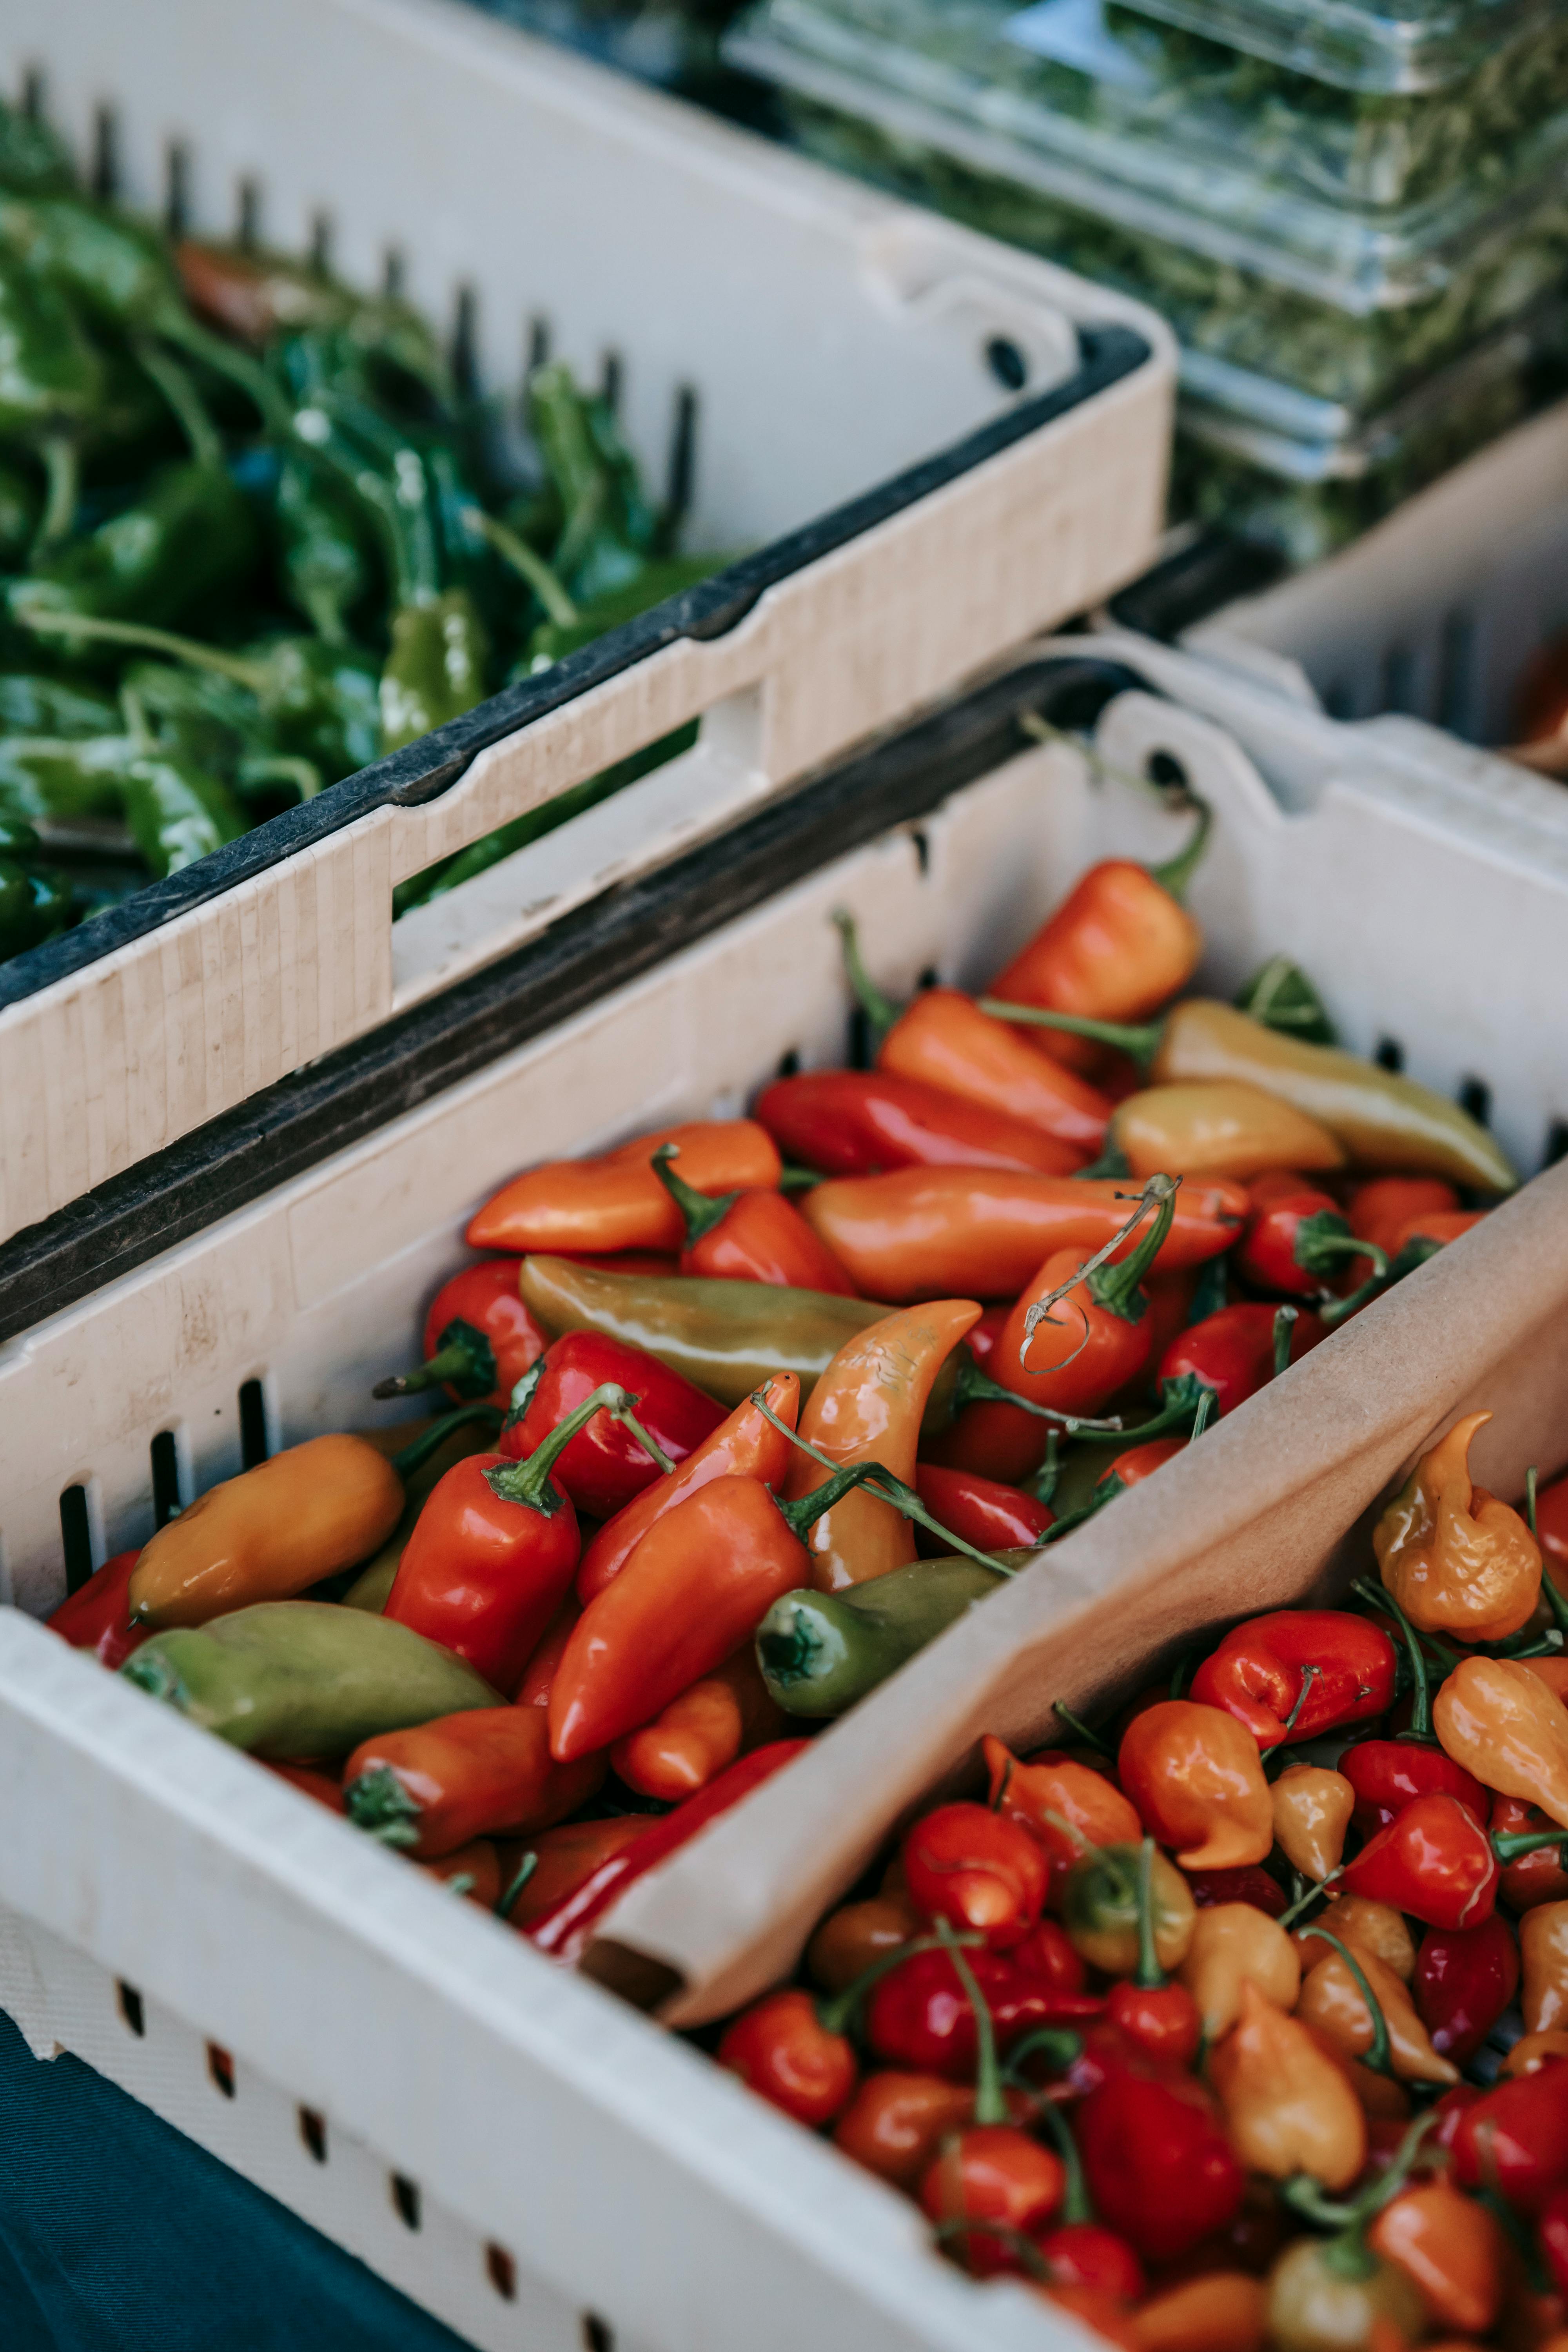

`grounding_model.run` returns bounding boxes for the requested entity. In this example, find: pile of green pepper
[0,97,726,966]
